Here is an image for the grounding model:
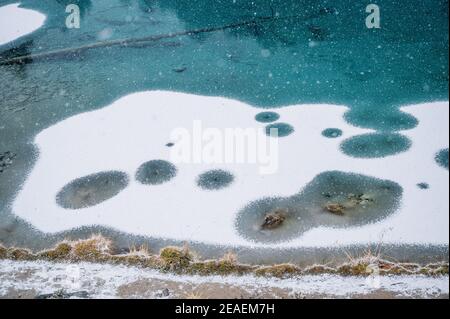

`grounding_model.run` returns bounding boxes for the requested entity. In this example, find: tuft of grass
[0,245,6,259]
[188,252,253,276]
[39,242,72,260]
[423,263,449,276]
[255,264,301,278]
[72,235,112,261]
[160,245,193,271]
[129,244,151,257]
[303,264,337,275]
[222,251,237,264]
[6,248,34,261]
[338,247,382,276]
[337,262,370,276]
